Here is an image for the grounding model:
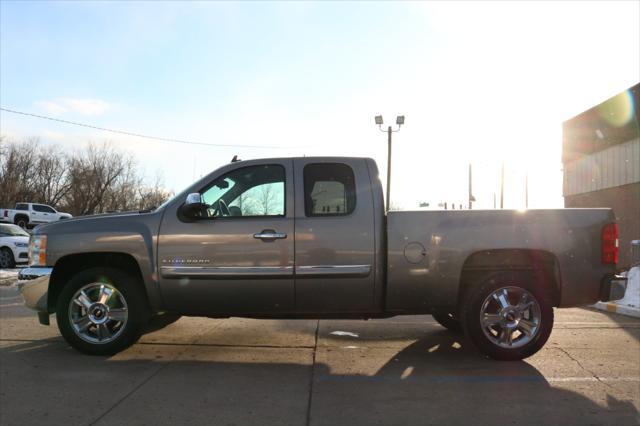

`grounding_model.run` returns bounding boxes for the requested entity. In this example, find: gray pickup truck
[19,157,626,359]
